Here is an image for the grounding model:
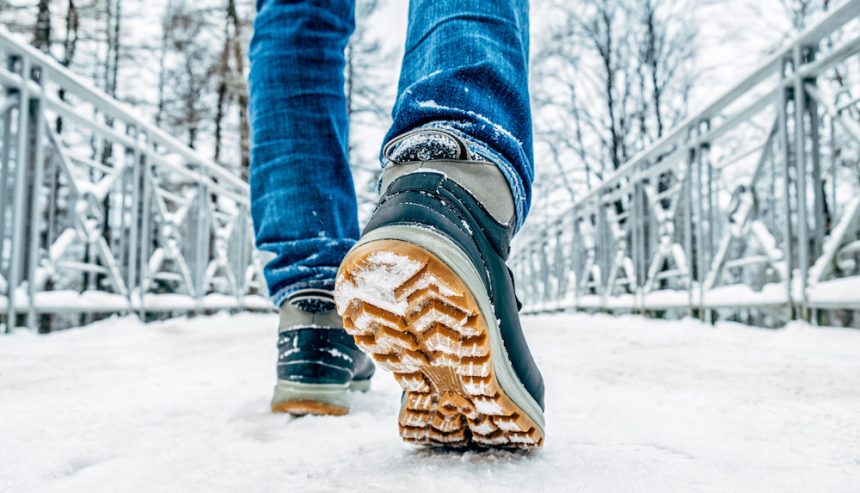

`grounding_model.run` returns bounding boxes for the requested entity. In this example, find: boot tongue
[384,127,486,164]
[292,298,336,313]
[288,290,336,313]
[387,131,463,163]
